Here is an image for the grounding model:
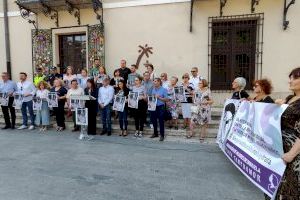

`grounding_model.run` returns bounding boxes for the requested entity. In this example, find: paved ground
[0,129,263,200]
